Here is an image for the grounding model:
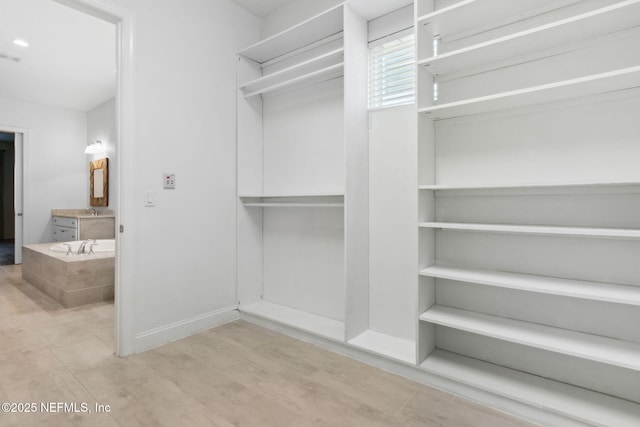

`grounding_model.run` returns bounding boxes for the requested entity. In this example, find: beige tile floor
[0,265,537,426]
